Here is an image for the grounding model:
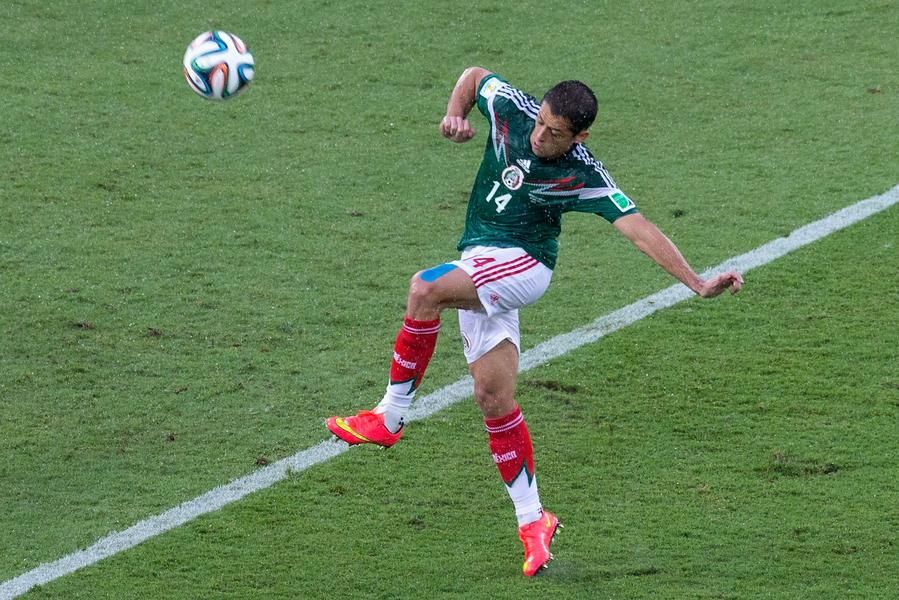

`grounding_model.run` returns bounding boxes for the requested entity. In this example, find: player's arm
[613,213,743,298]
[440,66,492,143]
